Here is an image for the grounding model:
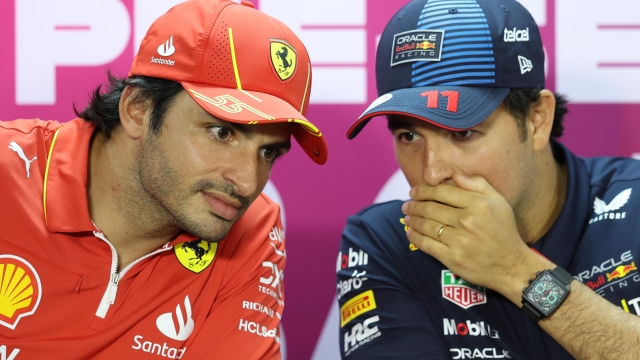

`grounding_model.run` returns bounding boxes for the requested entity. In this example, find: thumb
[452,174,502,199]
